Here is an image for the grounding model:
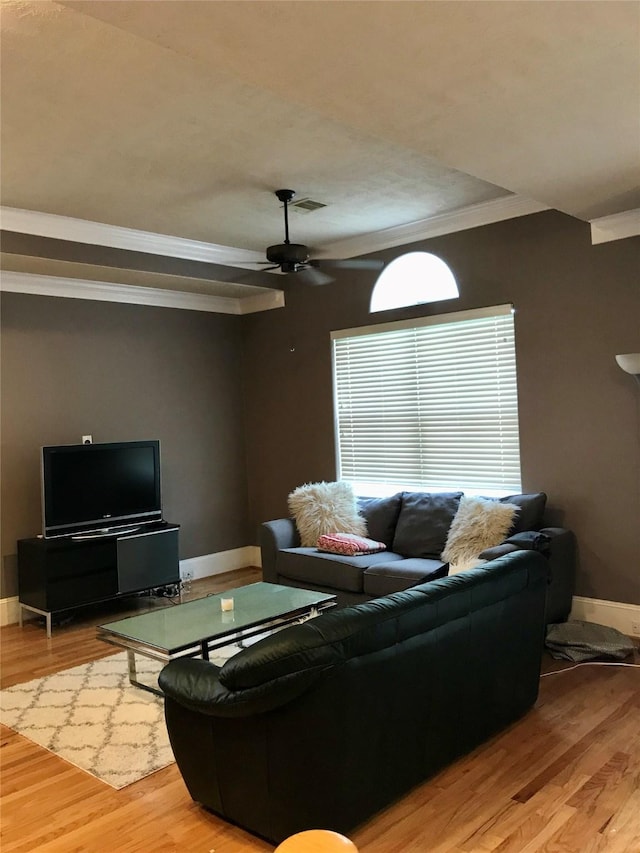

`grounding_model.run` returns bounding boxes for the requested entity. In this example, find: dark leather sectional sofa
[159,550,549,843]
[261,490,576,624]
